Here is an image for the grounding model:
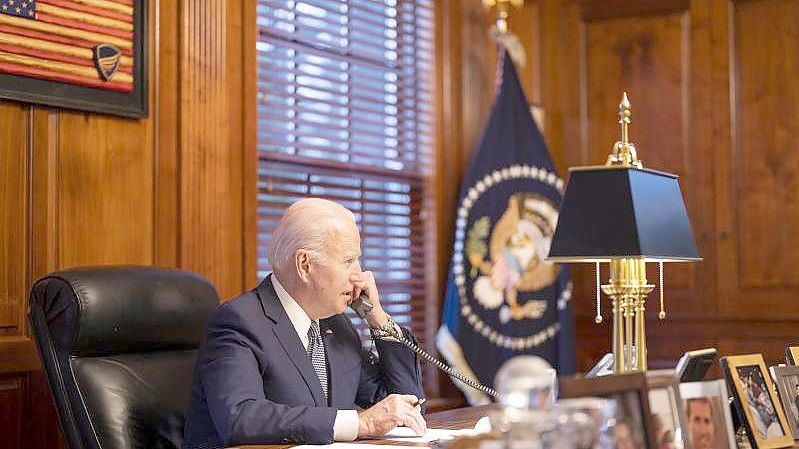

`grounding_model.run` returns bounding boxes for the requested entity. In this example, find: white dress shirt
[271,274,359,441]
